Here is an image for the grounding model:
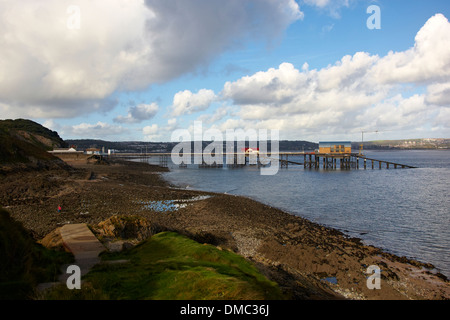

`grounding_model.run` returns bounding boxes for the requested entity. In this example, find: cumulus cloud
[143,118,183,141]
[369,14,450,85]
[143,123,159,137]
[197,107,232,124]
[356,94,430,130]
[302,0,353,18]
[114,103,159,124]
[171,89,217,117]
[143,124,158,134]
[0,0,150,118]
[223,56,385,119]
[218,14,450,139]
[425,82,450,106]
[0,0,302,119]
[303,0,332,7]
[165,118,179,134]
[63,121,128,139]
[143,0,303,79]
[433,108,450,128]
